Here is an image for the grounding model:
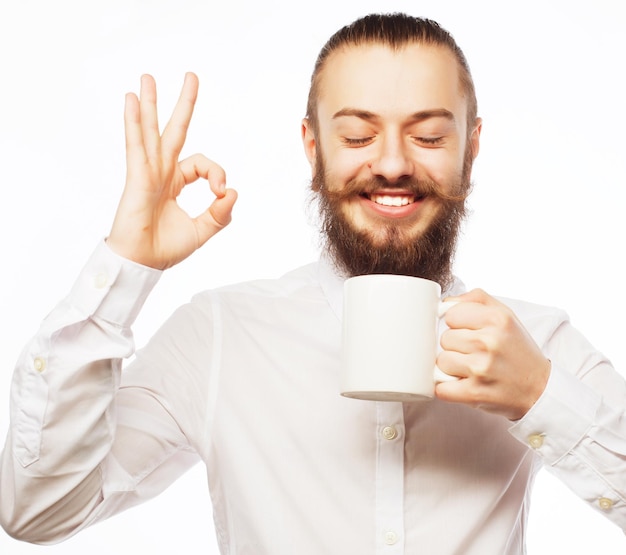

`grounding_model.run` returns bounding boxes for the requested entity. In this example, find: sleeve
[509,315,626,531]
[0,242,201,544]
